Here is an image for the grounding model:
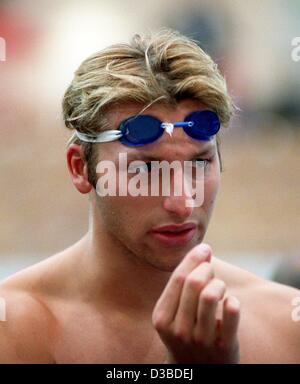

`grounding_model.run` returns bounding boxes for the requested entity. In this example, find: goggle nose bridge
[161,121,194,135]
